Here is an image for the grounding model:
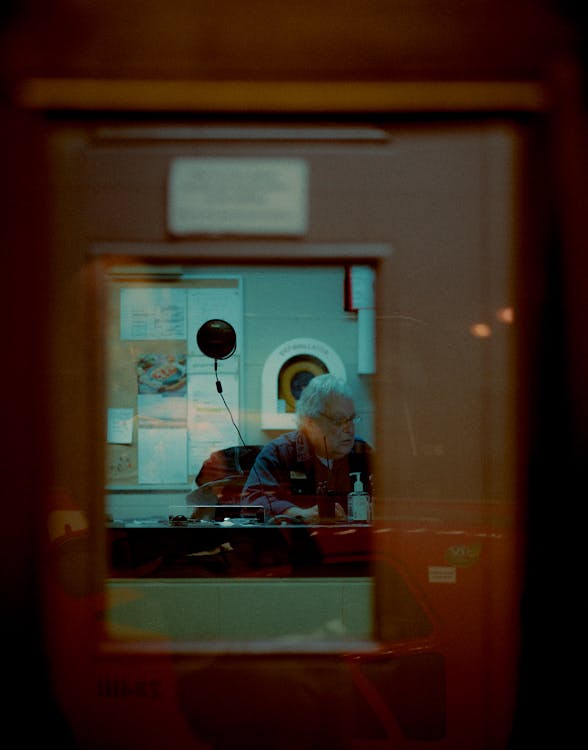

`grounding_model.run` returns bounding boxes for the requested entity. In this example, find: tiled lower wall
[106,578,373,642]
